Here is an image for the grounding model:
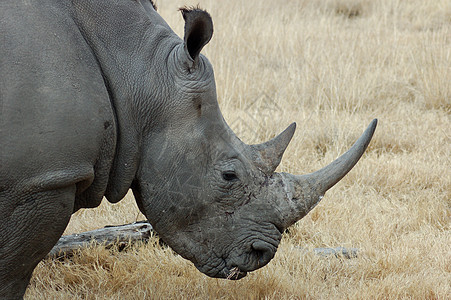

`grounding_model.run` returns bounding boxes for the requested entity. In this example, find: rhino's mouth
[195,257,248,280]
[225,267,247,280]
